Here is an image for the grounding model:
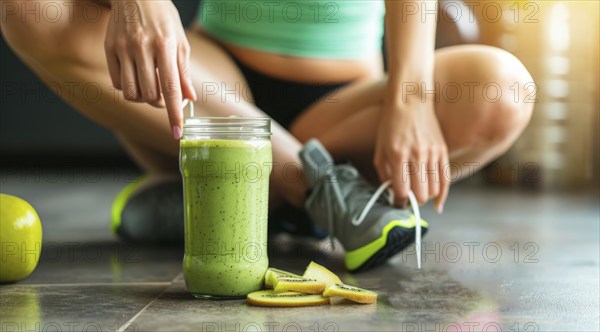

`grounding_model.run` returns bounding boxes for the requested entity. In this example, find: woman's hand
[373,95,449,213]
[105,0,197,139]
